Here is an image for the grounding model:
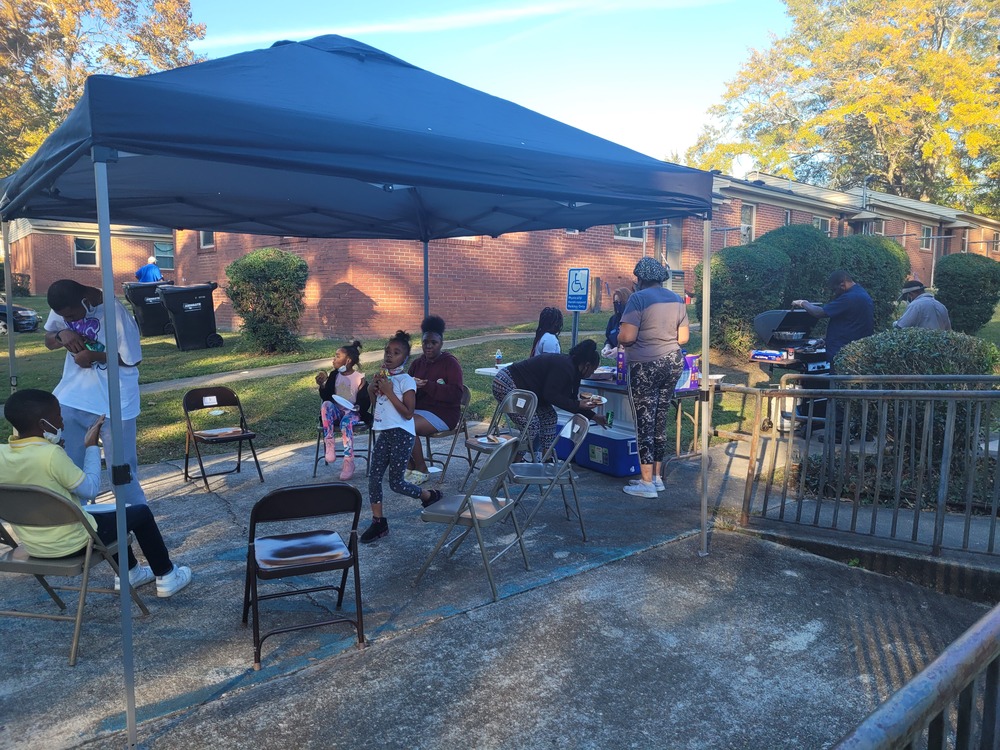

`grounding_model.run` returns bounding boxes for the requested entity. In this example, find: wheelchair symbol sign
[566,268,590,311]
